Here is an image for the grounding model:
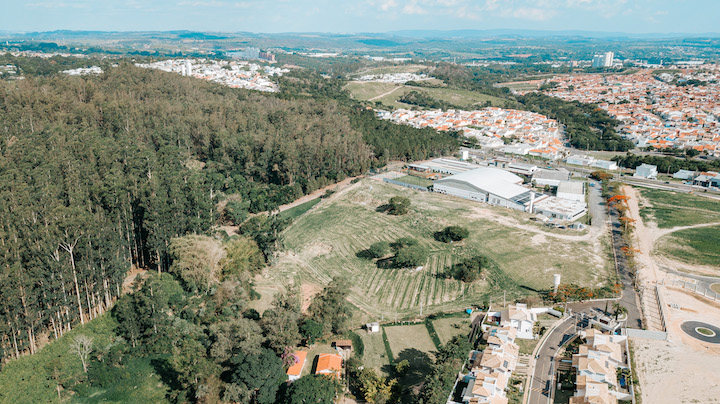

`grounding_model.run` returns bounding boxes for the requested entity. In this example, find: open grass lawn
[638,188,720,228]
[359,331,392,375]
[269,180,612,322]
[384,324,436,387]
[344,81,509,110]
[395,175,433,187]
[657,225,720,267]
[384,324,437,360]
[515,338,540,355]
[279,197,321,221]
[432,317,472,344]
[711,283,720,294]
[0,314,168,403]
